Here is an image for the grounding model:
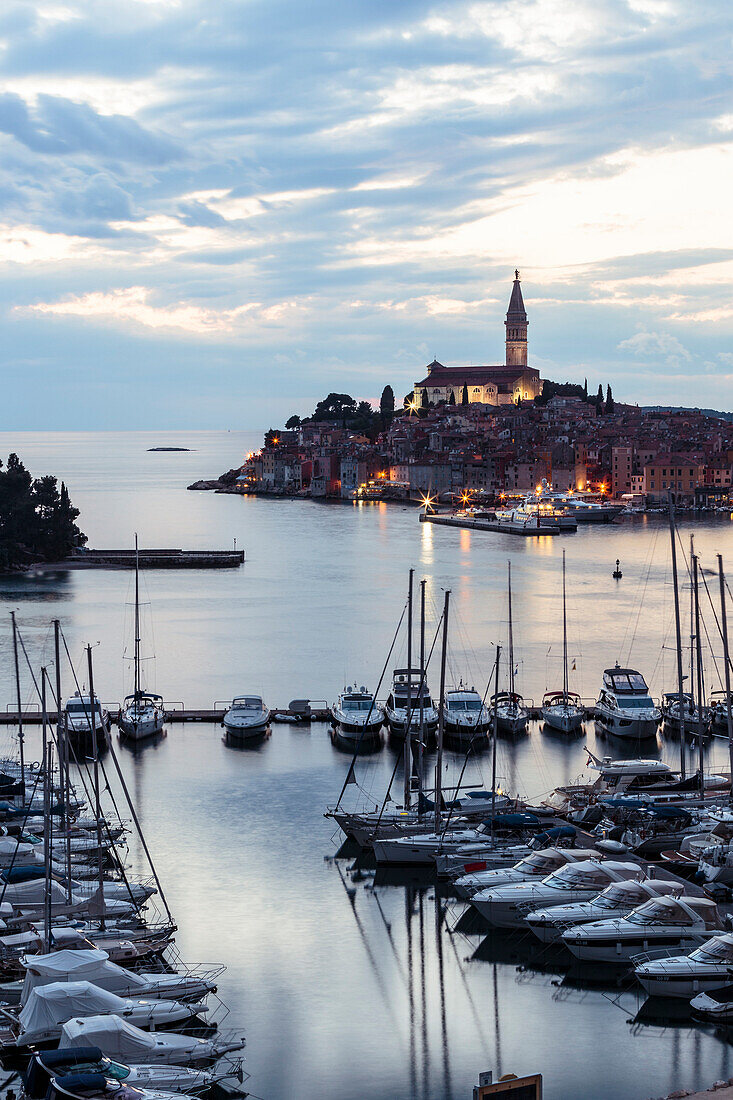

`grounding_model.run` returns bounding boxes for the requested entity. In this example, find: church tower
[505,269,528,368]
